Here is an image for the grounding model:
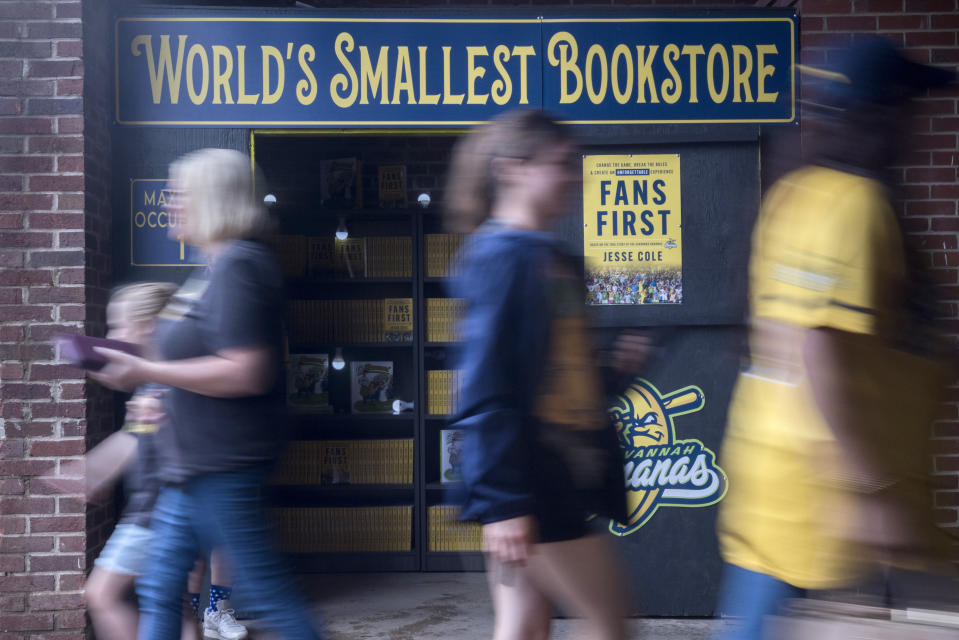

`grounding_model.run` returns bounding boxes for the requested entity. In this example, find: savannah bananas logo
[607,379,727,535]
